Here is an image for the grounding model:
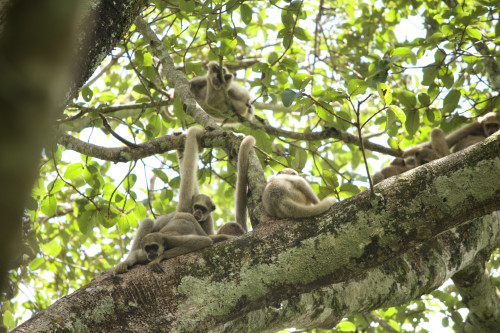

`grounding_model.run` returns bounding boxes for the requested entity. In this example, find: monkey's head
[141,233,165,261]
[479,113,500,137]
[191,194,216,222]
[403,148,439,167]
[277,168,299,177]
[207,61,233,88]
[389,157,406,166]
